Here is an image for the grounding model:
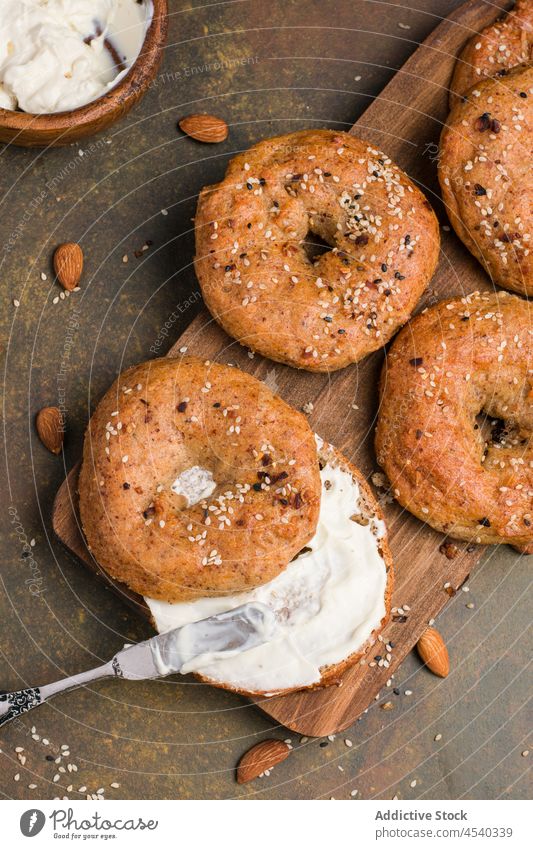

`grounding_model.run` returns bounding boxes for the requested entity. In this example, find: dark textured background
[0,0,530,800]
